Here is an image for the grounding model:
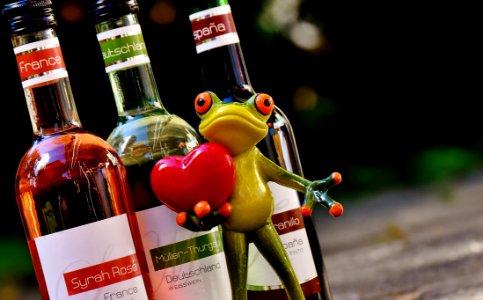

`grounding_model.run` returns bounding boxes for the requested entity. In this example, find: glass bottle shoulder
[15,128,130,236]
[16,128,125,192]
[107,111,202,166]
